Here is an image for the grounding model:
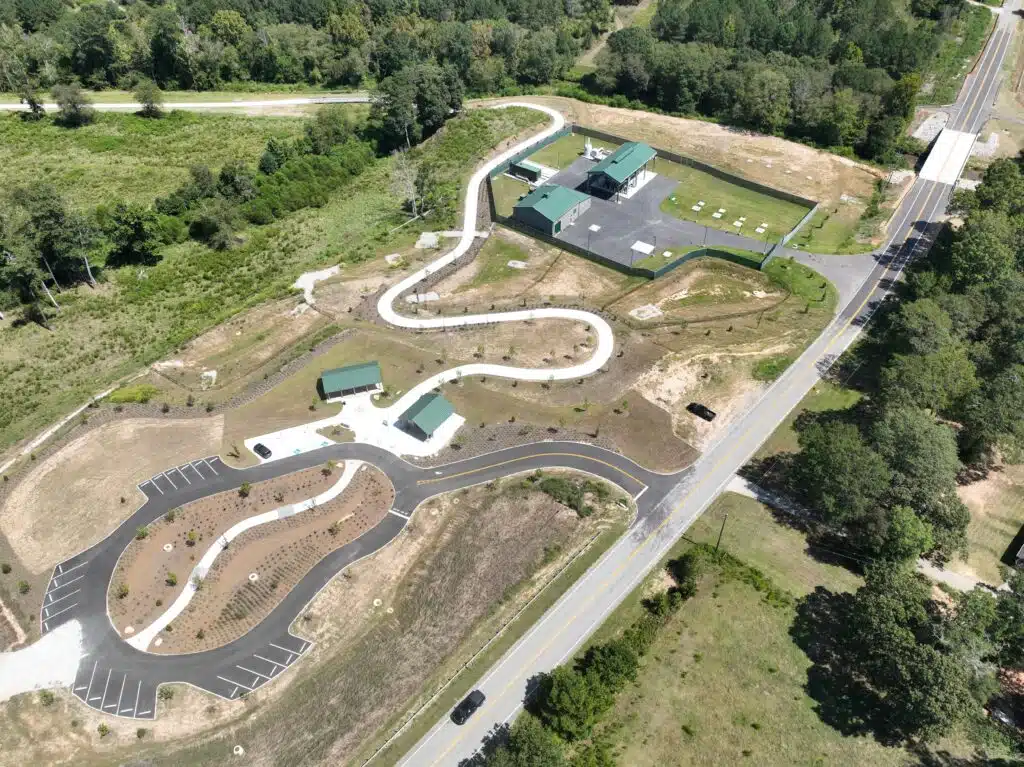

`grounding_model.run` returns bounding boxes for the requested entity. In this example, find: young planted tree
[52,83,95,128]
[133,78,164,118]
